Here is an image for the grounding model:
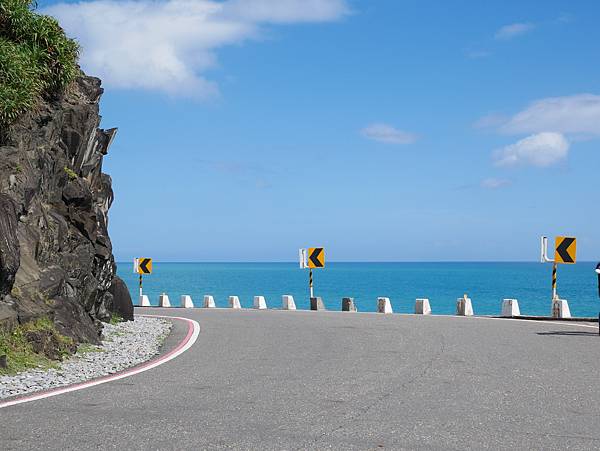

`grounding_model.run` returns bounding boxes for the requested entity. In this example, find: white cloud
[480,178,511,189]
[495,22,535,40]
[493,132,569,167]
[466,50,491,59]
[556,13,574,24]
[223,0,350,23]
[501,94,600,137]
[478,94,600,169]
[361,123,418,145]
[43,0,349,97]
